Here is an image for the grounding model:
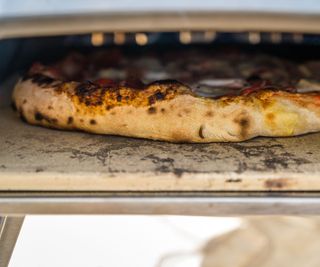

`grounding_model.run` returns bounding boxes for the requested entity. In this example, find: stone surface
[1,106,320,191]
